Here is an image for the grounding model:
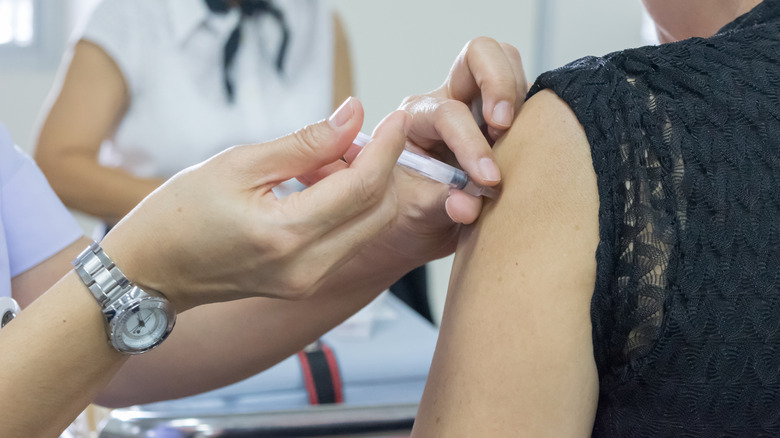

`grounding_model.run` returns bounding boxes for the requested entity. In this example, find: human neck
[736,0,763,16]
[651,0,764,43]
